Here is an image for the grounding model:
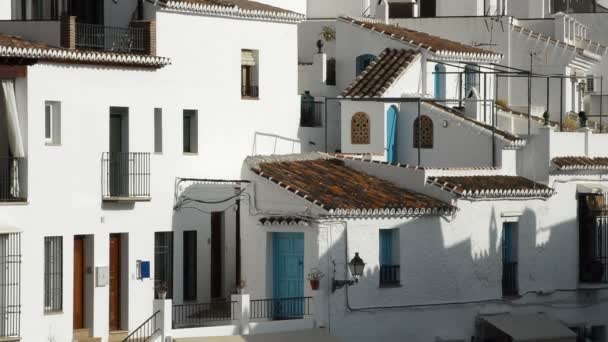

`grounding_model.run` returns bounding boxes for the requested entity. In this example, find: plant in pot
[236,279,247,294]
[307,268,324,290]
[156,283,168,299]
